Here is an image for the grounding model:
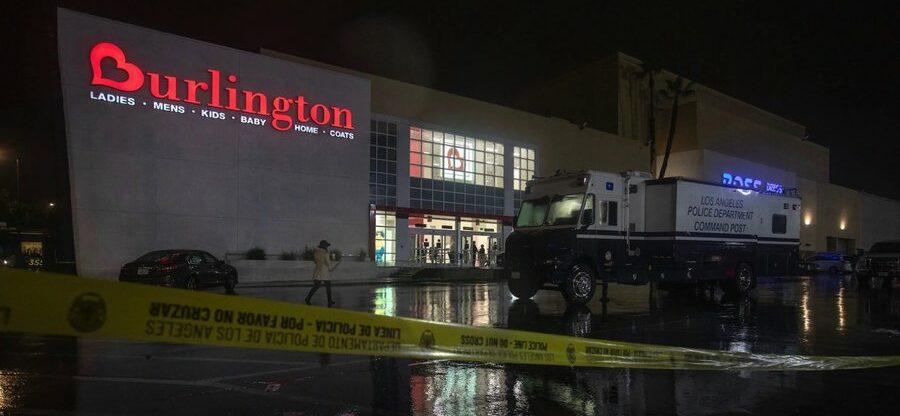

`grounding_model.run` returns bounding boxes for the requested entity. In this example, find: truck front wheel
[508,270,541,300]
[562,263,597,306]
